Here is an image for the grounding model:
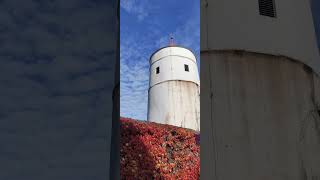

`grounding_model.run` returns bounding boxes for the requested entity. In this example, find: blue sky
[120,0,200,120]
[120,0,320,121]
